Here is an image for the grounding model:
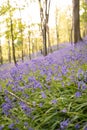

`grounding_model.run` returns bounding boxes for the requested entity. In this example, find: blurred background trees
[0,0,87,64]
